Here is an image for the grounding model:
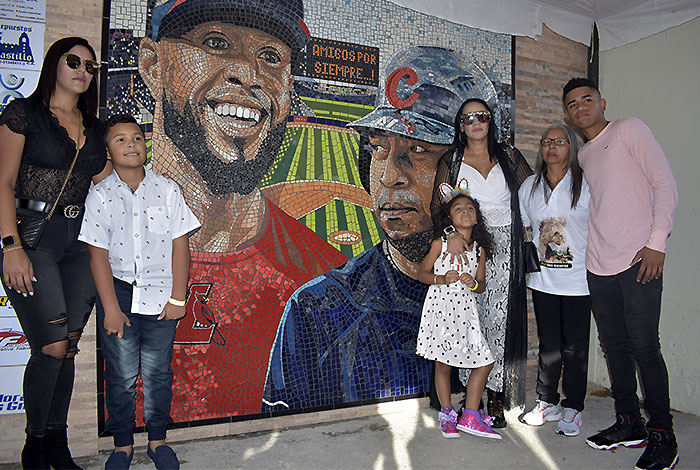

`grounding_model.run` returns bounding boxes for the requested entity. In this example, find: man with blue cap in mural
[262,46,500,411]
[137,0,347,422]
